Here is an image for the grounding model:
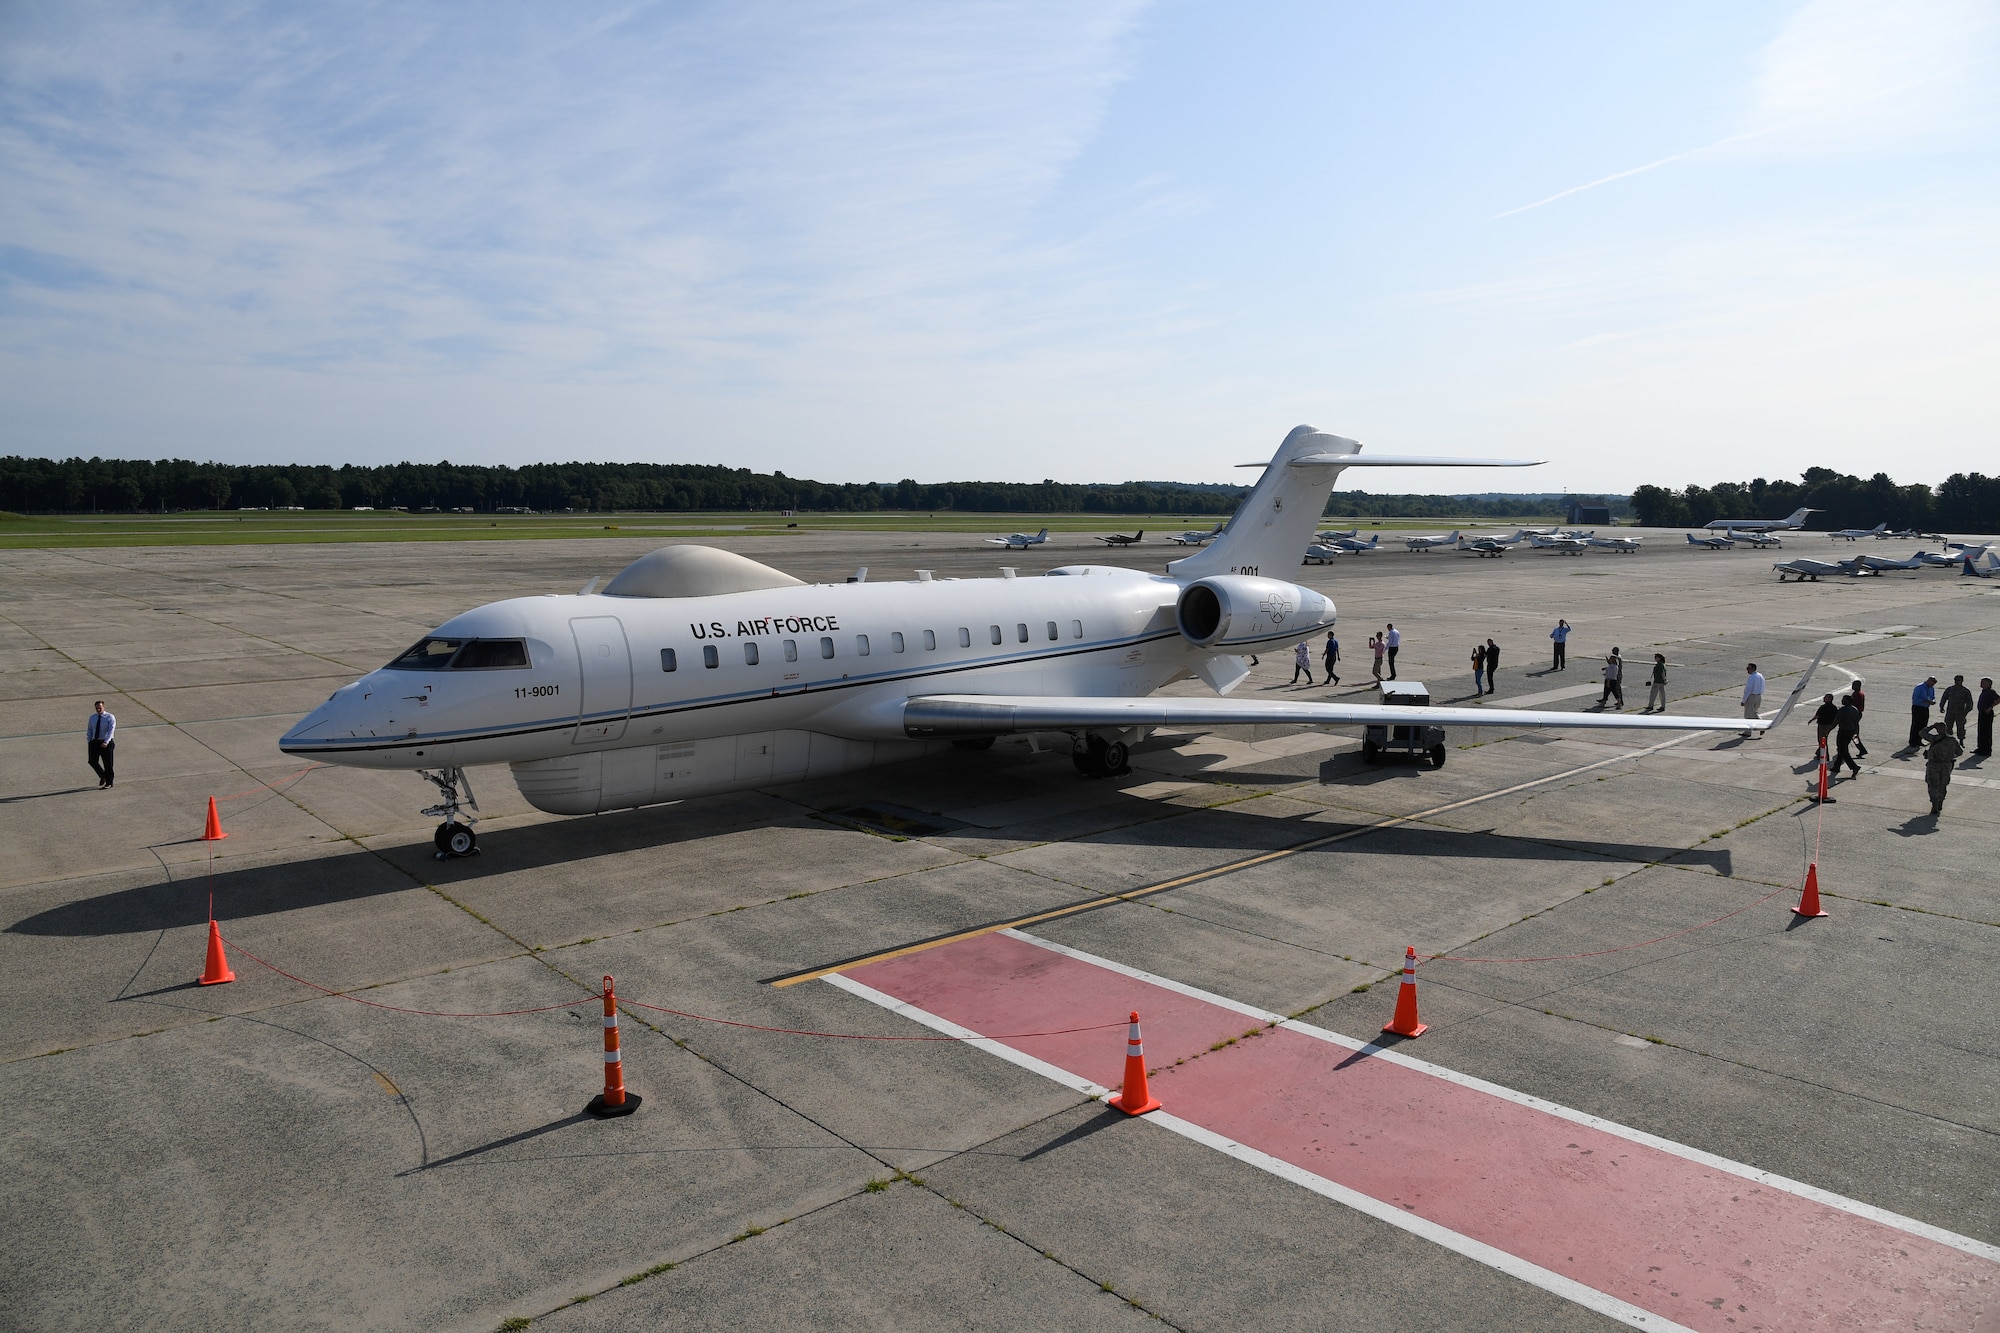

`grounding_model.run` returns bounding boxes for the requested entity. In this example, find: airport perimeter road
[2,534,1996,1331]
